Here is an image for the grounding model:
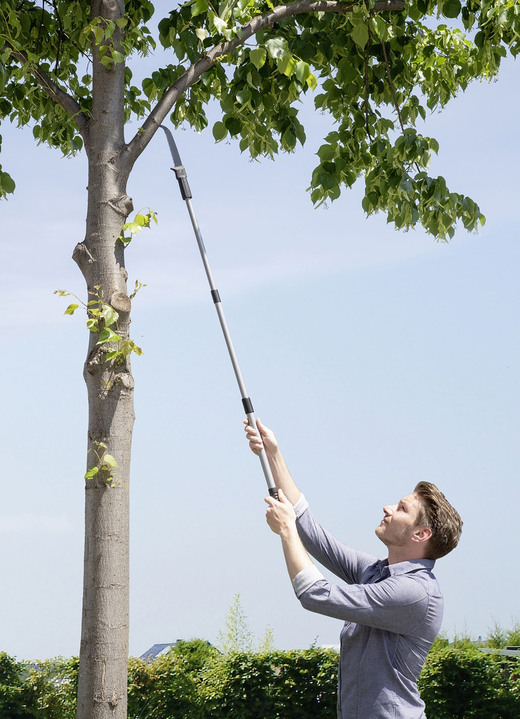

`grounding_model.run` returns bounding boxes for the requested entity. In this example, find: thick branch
[5,43,90,142]
[123,0,404,170]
